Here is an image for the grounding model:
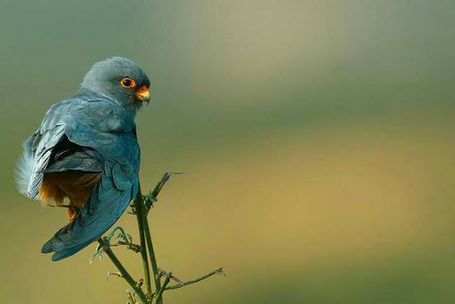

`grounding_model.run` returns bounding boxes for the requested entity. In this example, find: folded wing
[37,96,140,261]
